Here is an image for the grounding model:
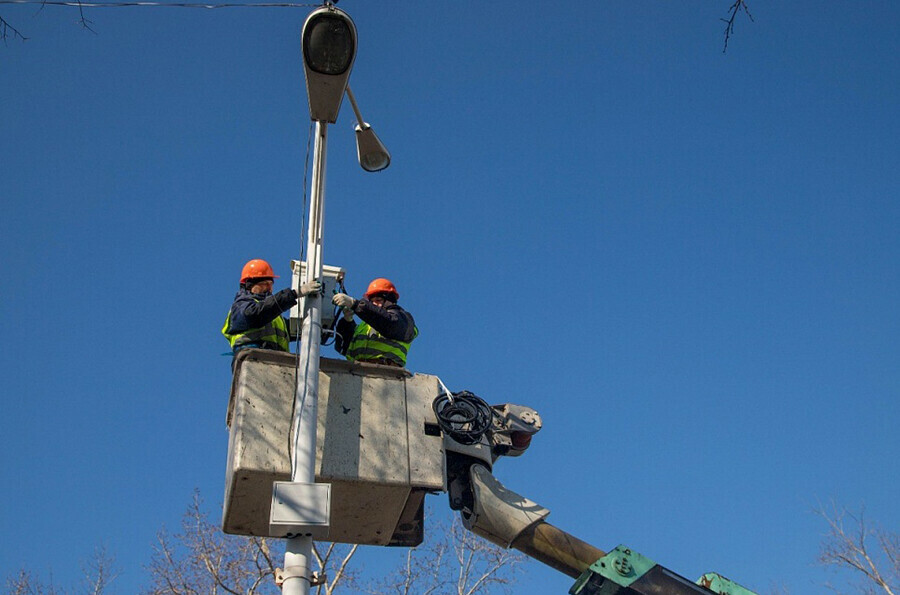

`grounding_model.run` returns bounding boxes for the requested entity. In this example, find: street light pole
[283,119,328,595]
[279,6,389,592]
[281,7,356,595]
